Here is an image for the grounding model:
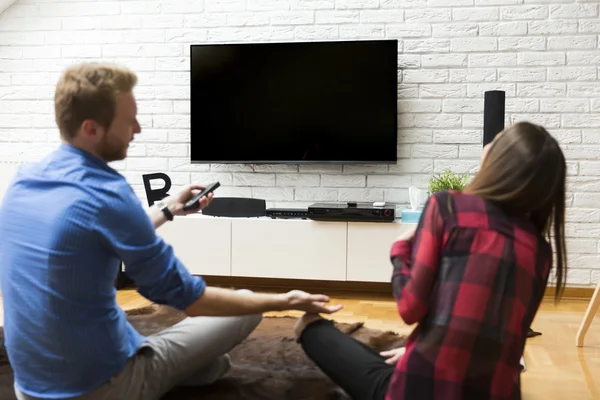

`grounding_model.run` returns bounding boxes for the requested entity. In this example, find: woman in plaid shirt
[295,121,567,400]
